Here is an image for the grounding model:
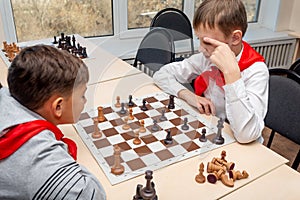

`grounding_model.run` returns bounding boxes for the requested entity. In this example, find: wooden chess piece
[97,106,105,122]
[229,170,249,181]
[111,145,125,175]
[133,130,141,145]
[122,117,130,130]
[220,173,234,187]
[115,96,121,108]
[140,170,157,200]
[92,118,102,139]
[128,108,134,120]
[221,150,227,162]
[207,162,226,173]
[195,162,206,183]
[207,169,225,184]
[139,120,146,133]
